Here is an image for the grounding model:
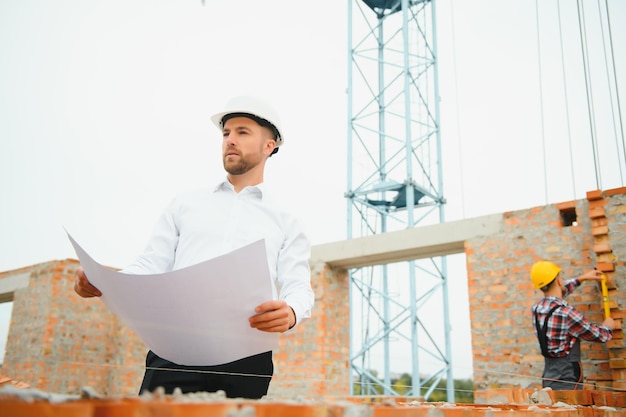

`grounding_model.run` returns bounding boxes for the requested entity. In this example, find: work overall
[535,305,583,390]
